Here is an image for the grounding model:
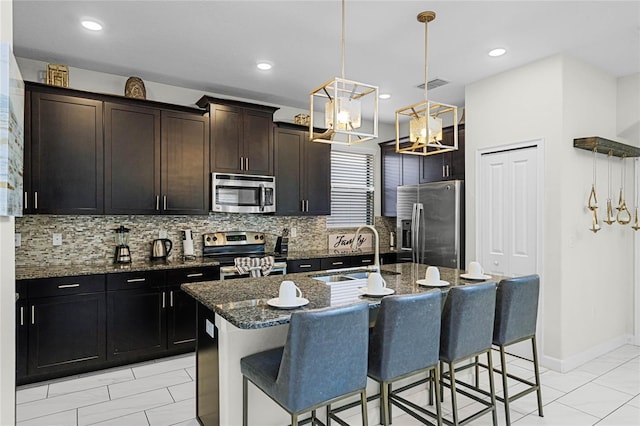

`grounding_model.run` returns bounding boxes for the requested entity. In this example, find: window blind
[327,150,374,228]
